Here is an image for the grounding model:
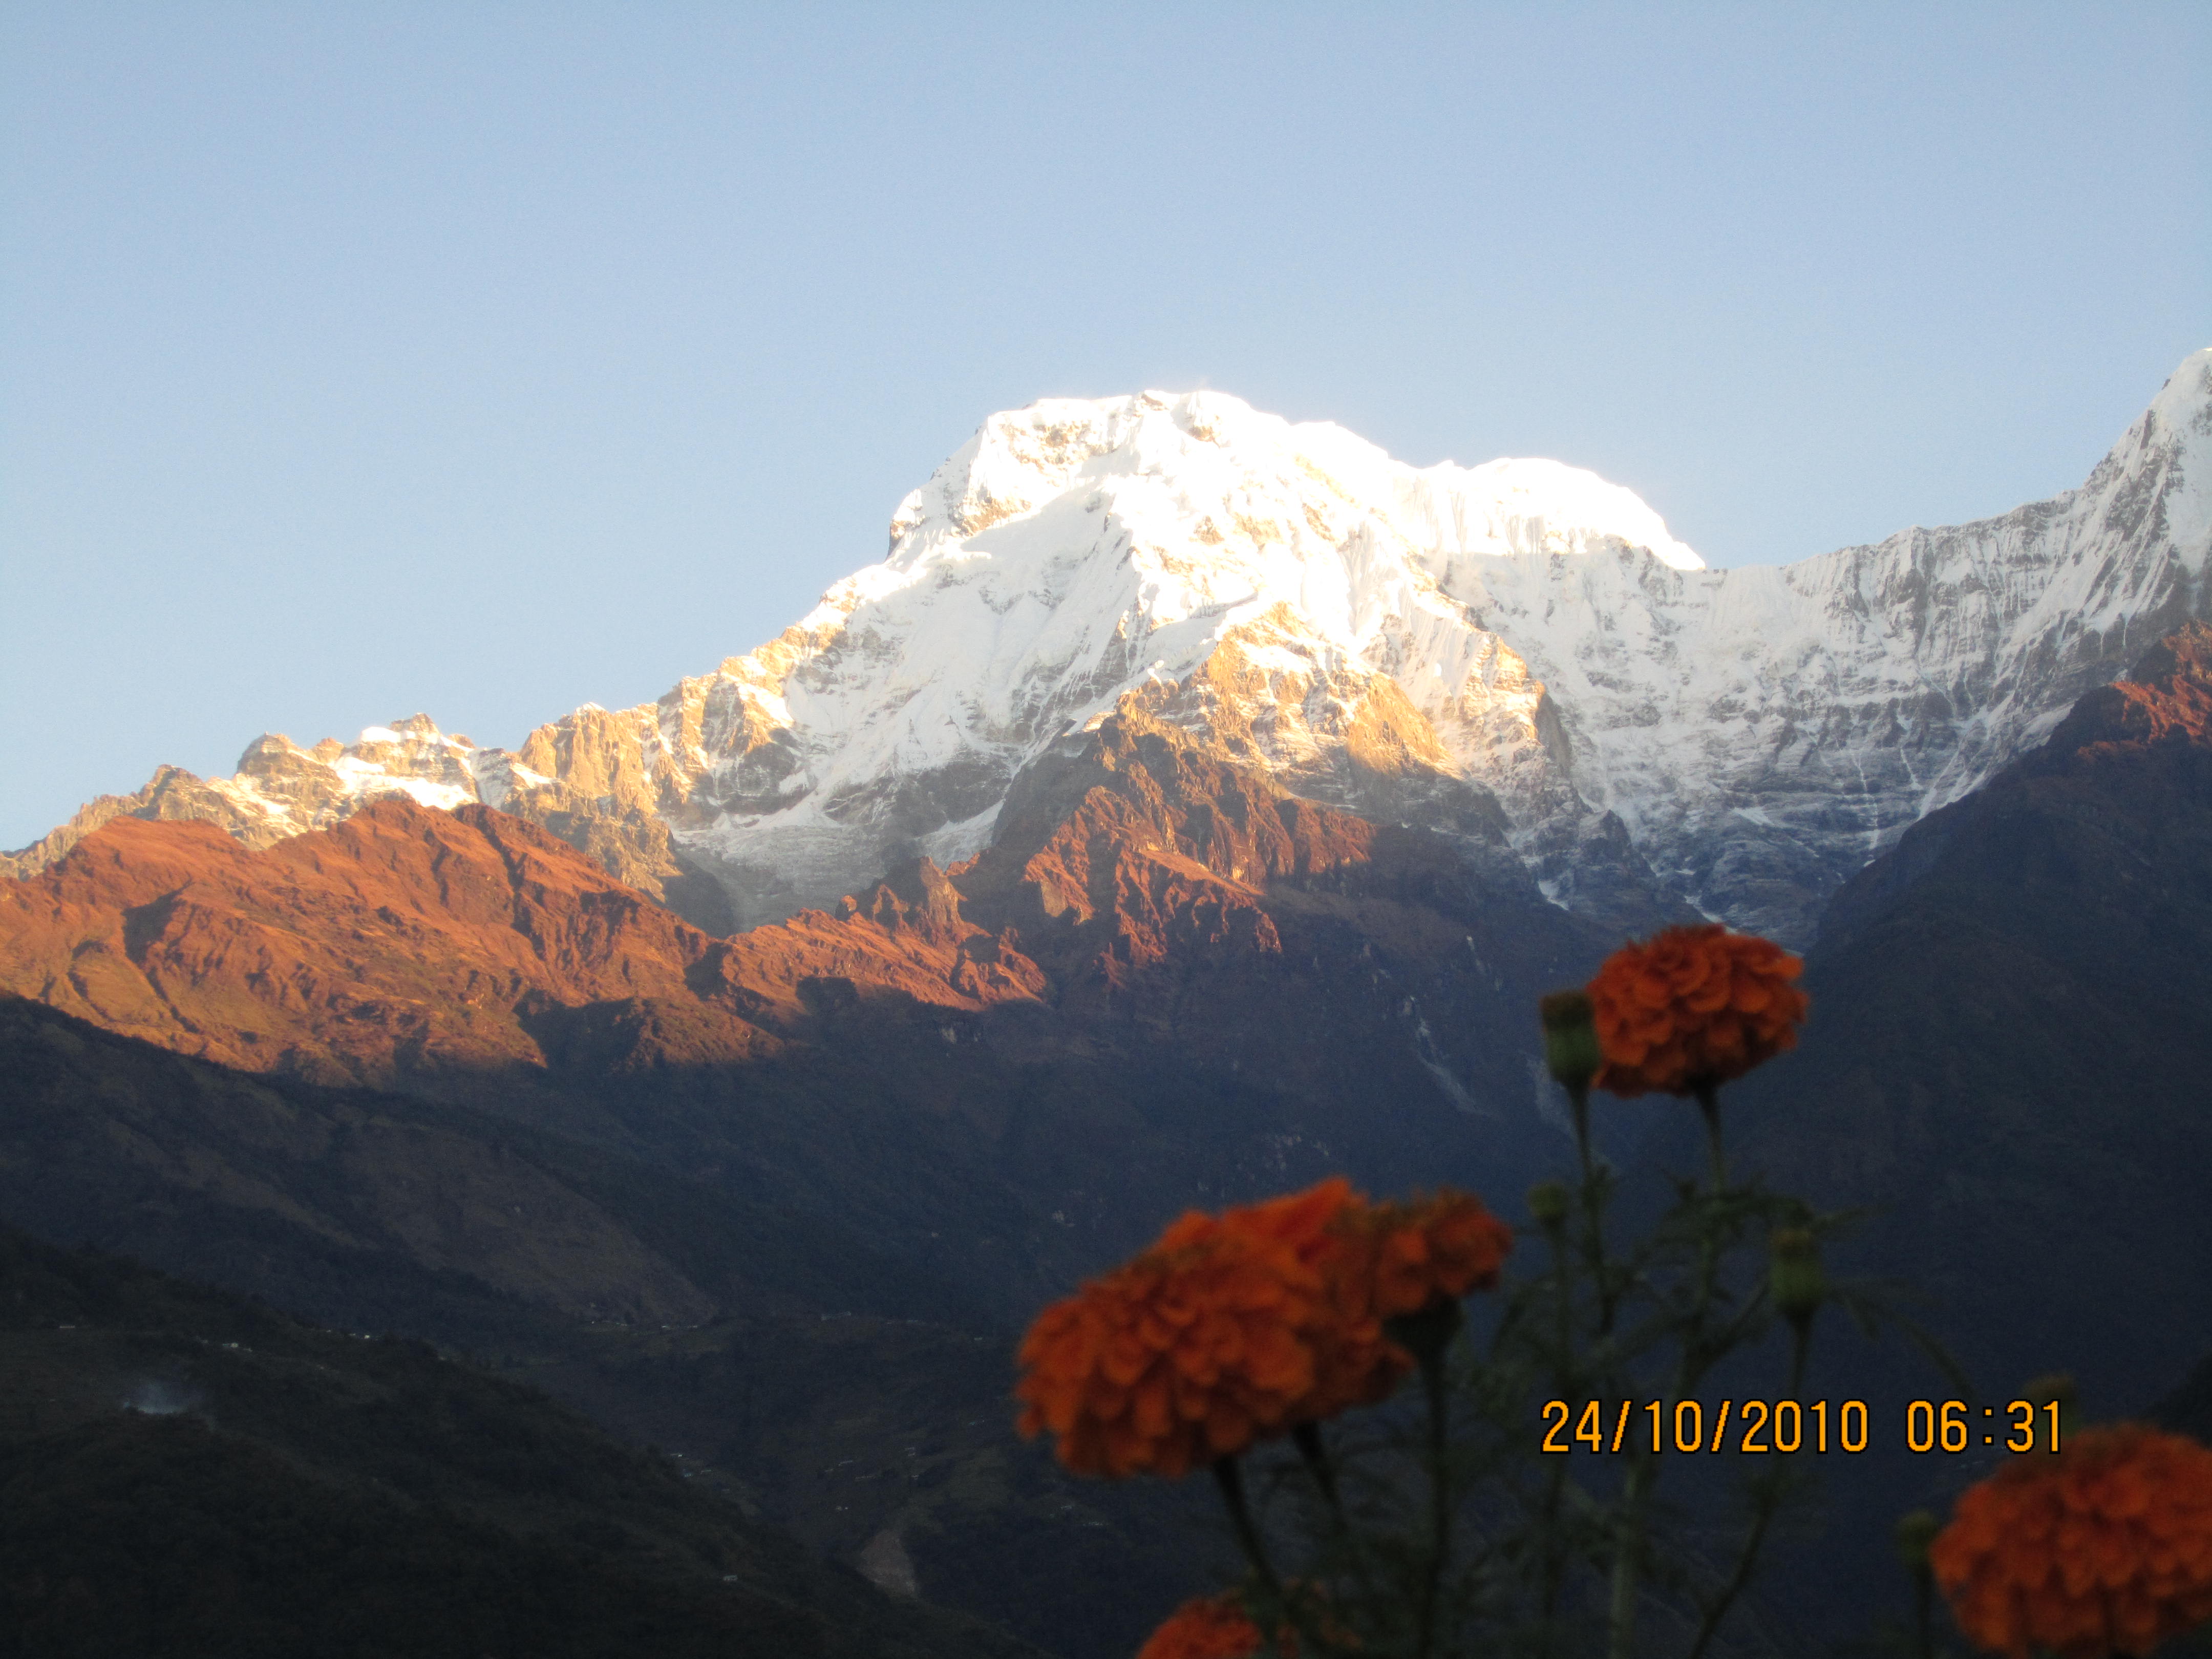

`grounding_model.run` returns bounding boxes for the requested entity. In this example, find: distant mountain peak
[884,389,1706,571]
[10,354,2209,946]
